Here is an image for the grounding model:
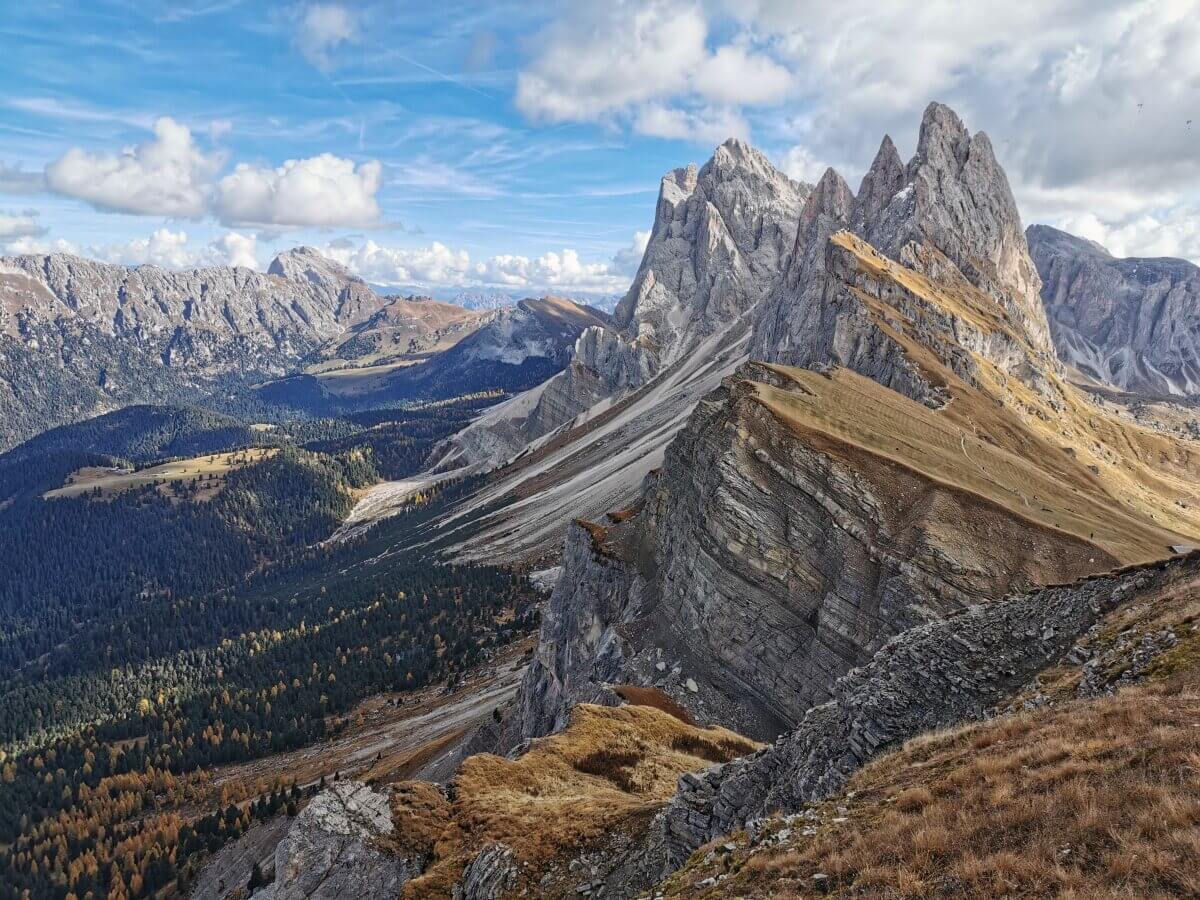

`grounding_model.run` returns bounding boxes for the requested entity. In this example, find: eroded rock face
[452,843,517,900]
[616,139,811,371]
[659,556,1187,864]
[1028,223,1200,396]
[265,782,419,900]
